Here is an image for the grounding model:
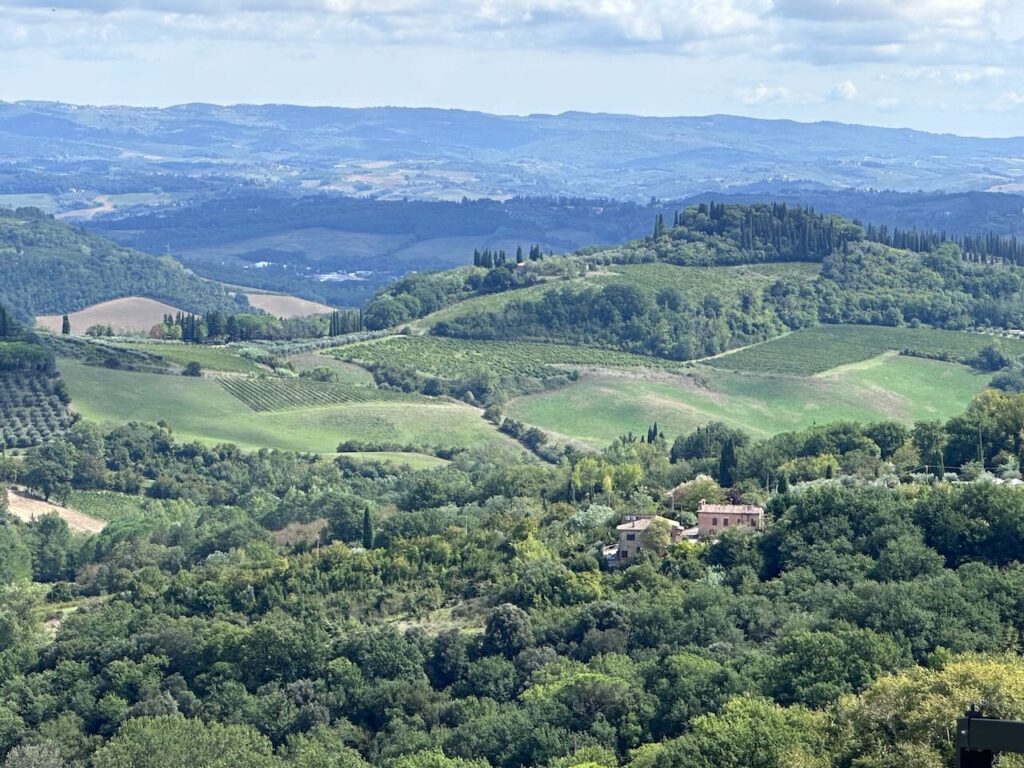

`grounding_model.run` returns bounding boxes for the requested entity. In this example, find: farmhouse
[612,514,696,564]
[697,499,764,539]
